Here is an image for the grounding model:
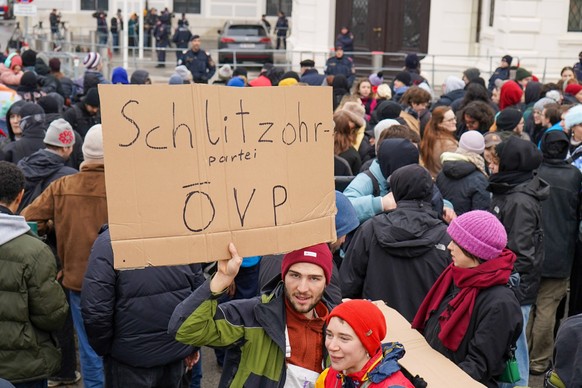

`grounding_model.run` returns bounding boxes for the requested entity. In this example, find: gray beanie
[174,65,193,82]
[82,124,104,162]
[533,97,556,113]
[44,118,75,147]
